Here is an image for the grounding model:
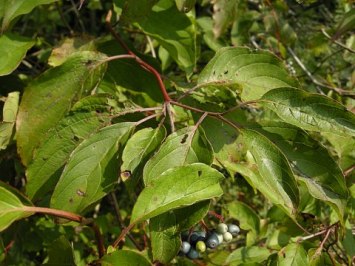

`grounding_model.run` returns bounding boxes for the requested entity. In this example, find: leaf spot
[180,134,188,144]
[198,171,202,176]
[120,170,131,181]
[76,189,86,197]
